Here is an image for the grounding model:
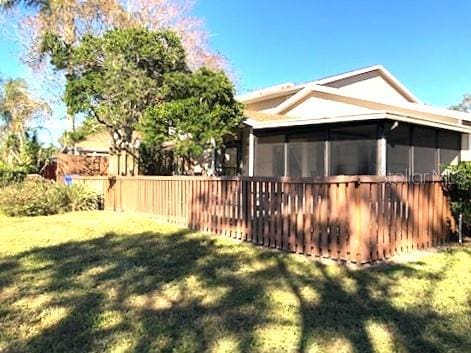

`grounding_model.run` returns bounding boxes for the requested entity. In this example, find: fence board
[319,184,329,258]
